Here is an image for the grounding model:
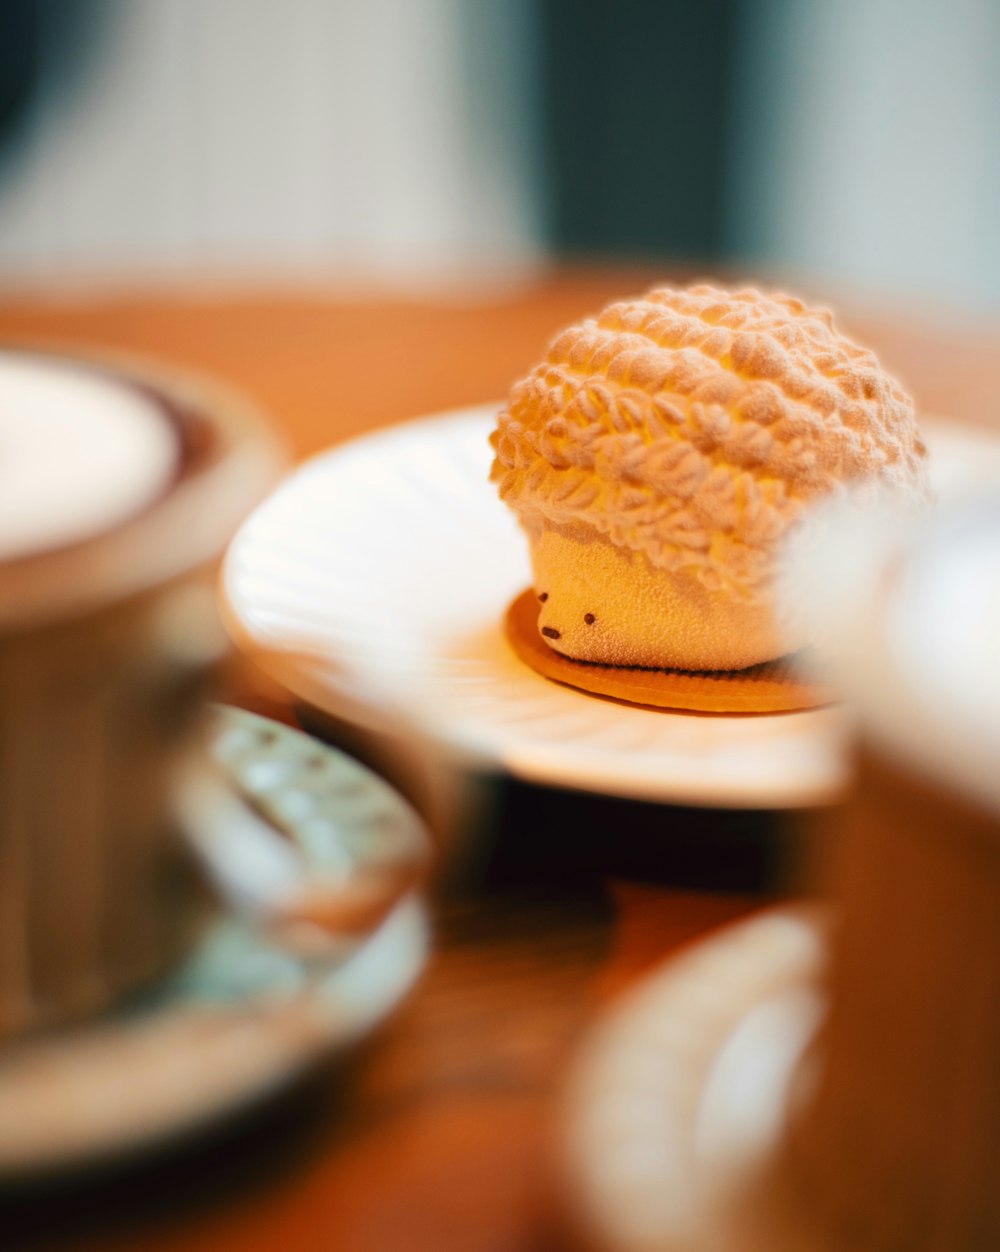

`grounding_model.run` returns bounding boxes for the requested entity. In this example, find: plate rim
[0,708,431,1179]
[561,905,828,1252]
